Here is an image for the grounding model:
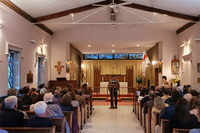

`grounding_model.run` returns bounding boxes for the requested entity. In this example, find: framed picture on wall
[171,56,180,75]
[158,62,162,73]
[197,63,200,73]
